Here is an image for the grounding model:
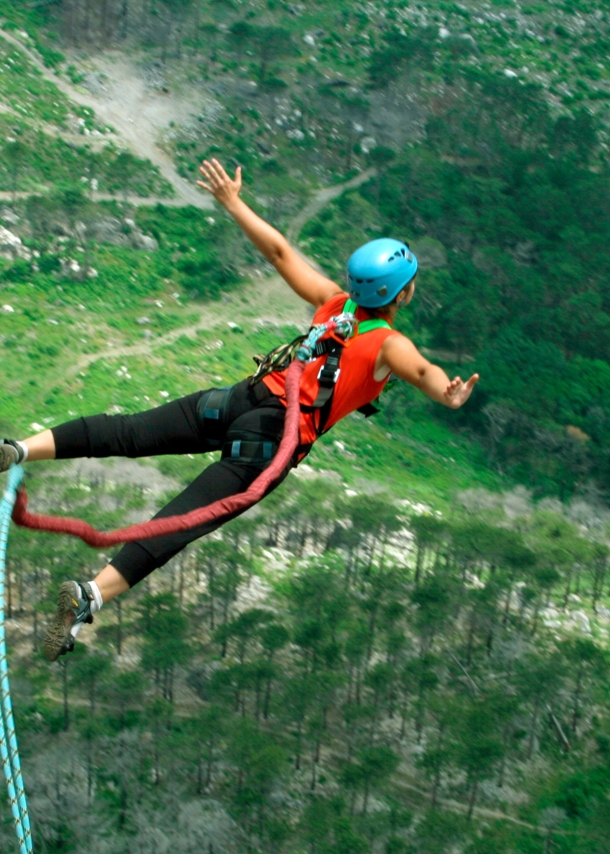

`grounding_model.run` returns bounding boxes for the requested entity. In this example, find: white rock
[439,27,450,38]
[0,225,31,260]
[0,208,19,226]
[568,593,581,604]
[303,33,316,46]
[571,610,591,634]
[131,233,158,252]
[360,136,377,154]
[504,69,518,78]
[465,571,485,589]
